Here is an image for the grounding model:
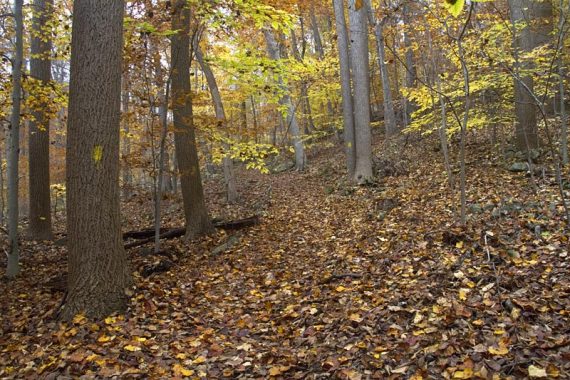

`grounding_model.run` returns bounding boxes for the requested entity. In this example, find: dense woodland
[0,0,569,378]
